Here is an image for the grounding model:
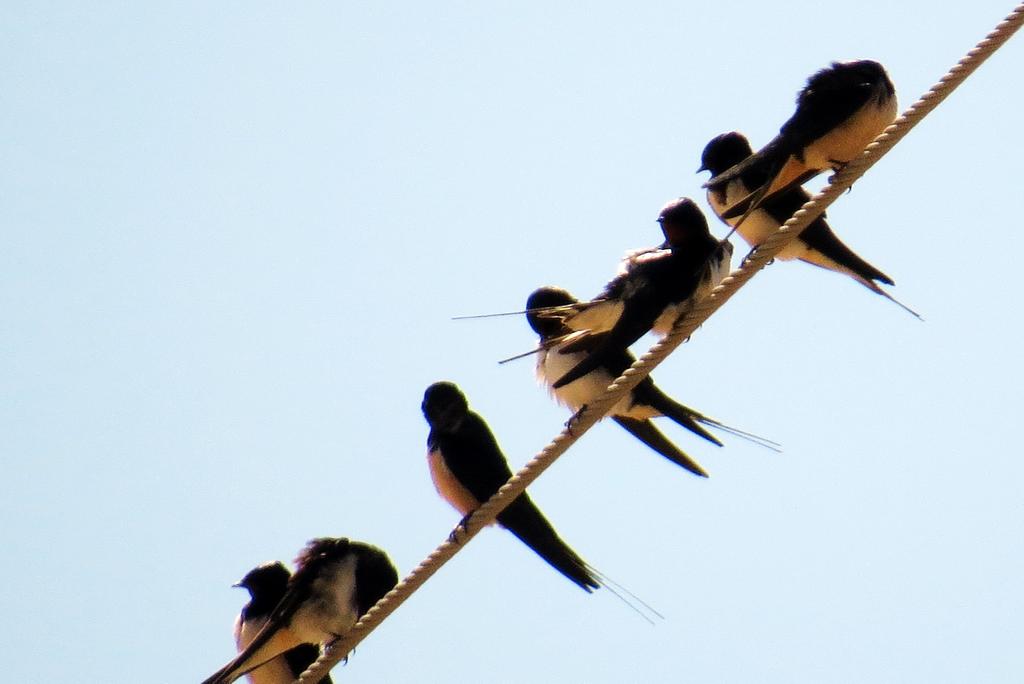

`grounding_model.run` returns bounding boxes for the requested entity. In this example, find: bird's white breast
[537,340,633,416]
[290,554,360,643]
